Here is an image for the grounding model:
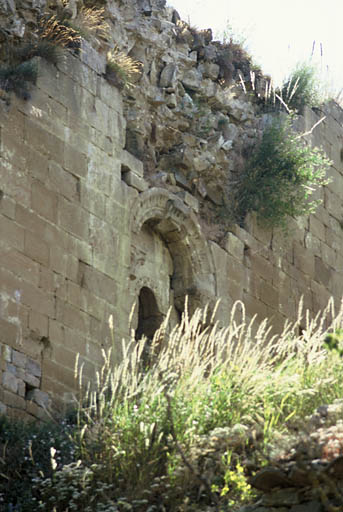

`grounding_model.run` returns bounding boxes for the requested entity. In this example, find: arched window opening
[135,287,163,342]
